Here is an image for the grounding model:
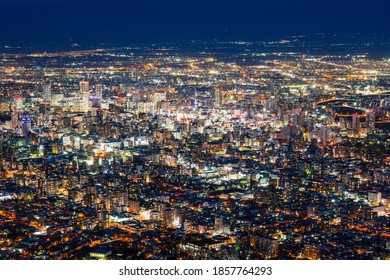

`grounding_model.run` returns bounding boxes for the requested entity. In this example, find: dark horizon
[0,0,389,47]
